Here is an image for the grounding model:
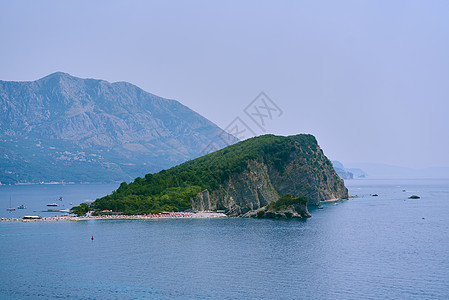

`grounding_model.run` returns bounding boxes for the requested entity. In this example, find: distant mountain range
[332,160,449,179]
[0,72,235,184]
[344,162,449,179]
[332,161,366,180]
